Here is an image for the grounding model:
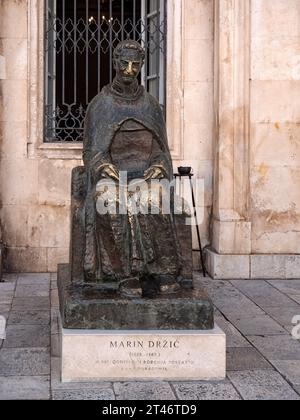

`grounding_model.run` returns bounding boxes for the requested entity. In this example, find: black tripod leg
[189,177,206,277]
